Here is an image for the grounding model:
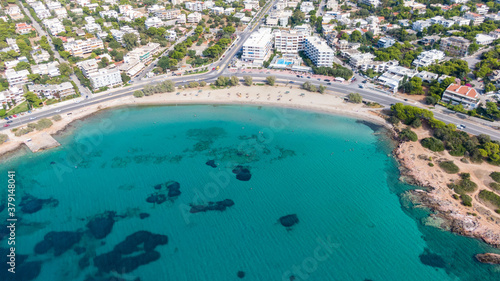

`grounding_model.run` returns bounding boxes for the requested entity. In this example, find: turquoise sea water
[1,105,499,281]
